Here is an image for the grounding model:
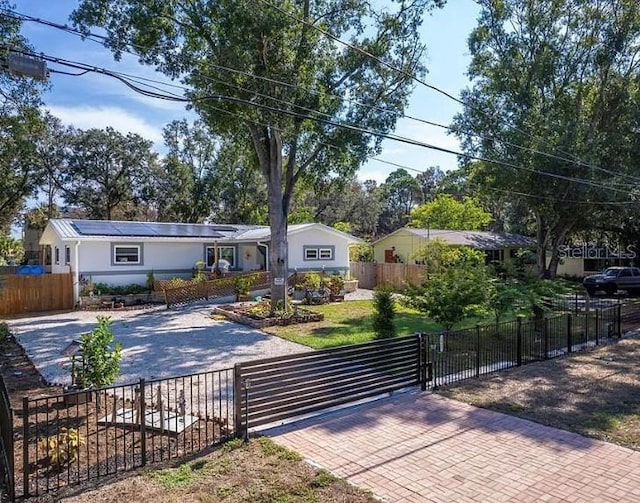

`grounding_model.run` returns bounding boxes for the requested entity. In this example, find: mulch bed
[213,302,324,329]
[0,338,228,501]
